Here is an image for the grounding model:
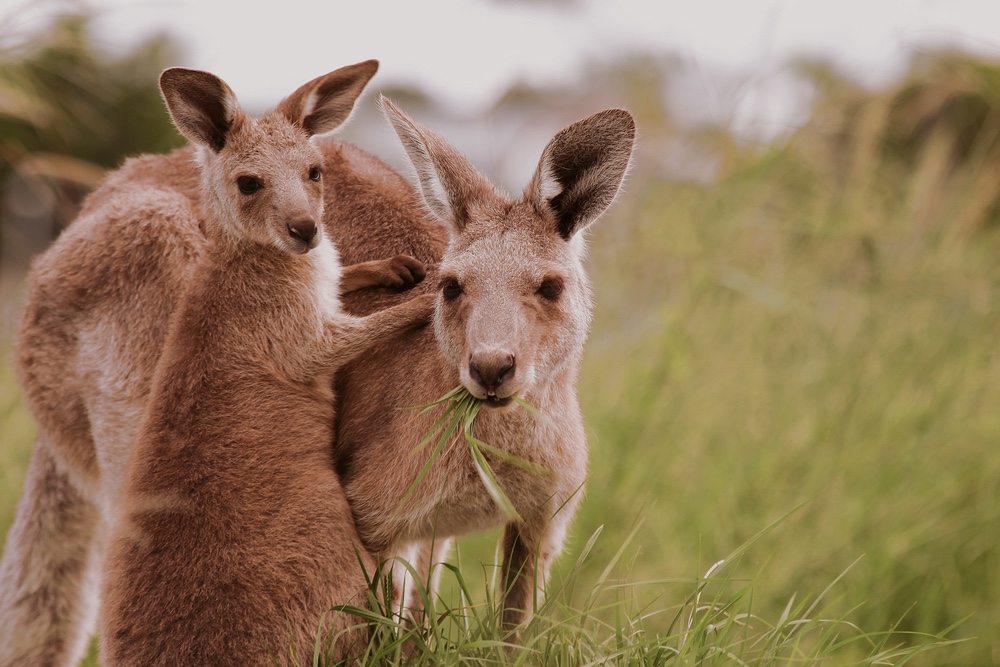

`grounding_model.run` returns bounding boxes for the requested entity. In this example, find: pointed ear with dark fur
[159,68,241,153]
[527,109,635,239]
[379,95,498,232]
[276,59,379,137]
